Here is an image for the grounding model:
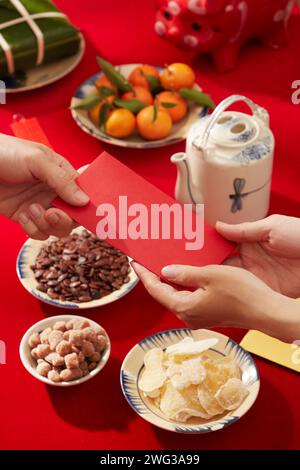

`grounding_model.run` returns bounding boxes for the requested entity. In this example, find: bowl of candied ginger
[121,328,259,433]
